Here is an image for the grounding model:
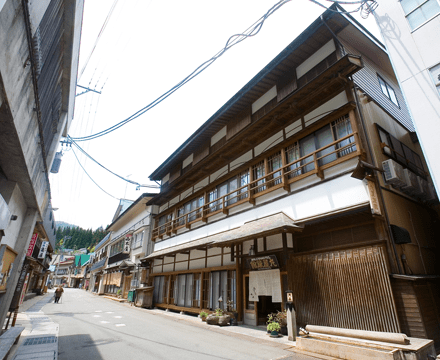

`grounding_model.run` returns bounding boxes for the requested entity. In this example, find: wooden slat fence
[289,246,400,333]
